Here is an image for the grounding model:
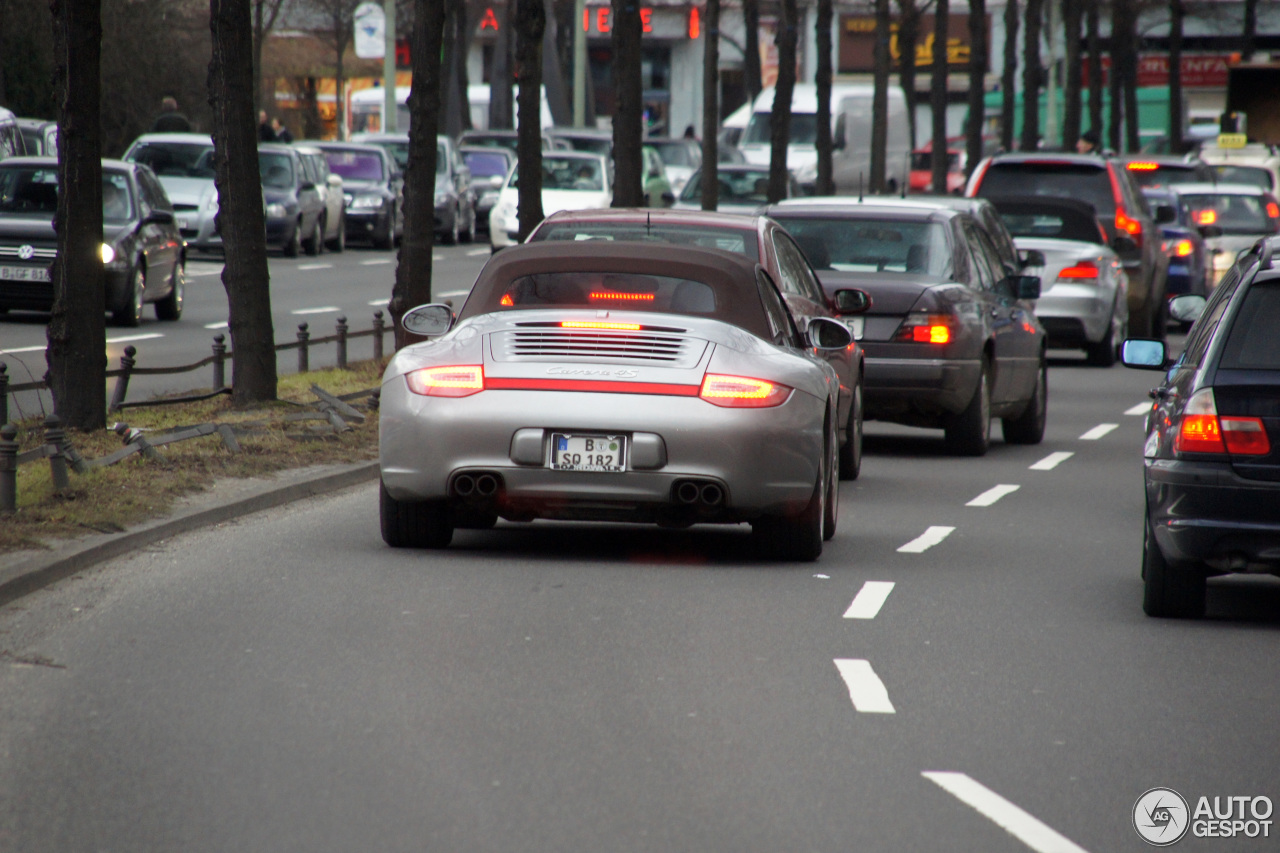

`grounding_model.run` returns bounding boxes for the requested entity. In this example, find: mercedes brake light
[894,312,954,344]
